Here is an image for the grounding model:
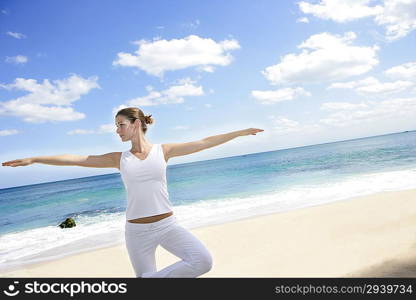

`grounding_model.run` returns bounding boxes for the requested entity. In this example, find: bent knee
[193,251,213,274]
